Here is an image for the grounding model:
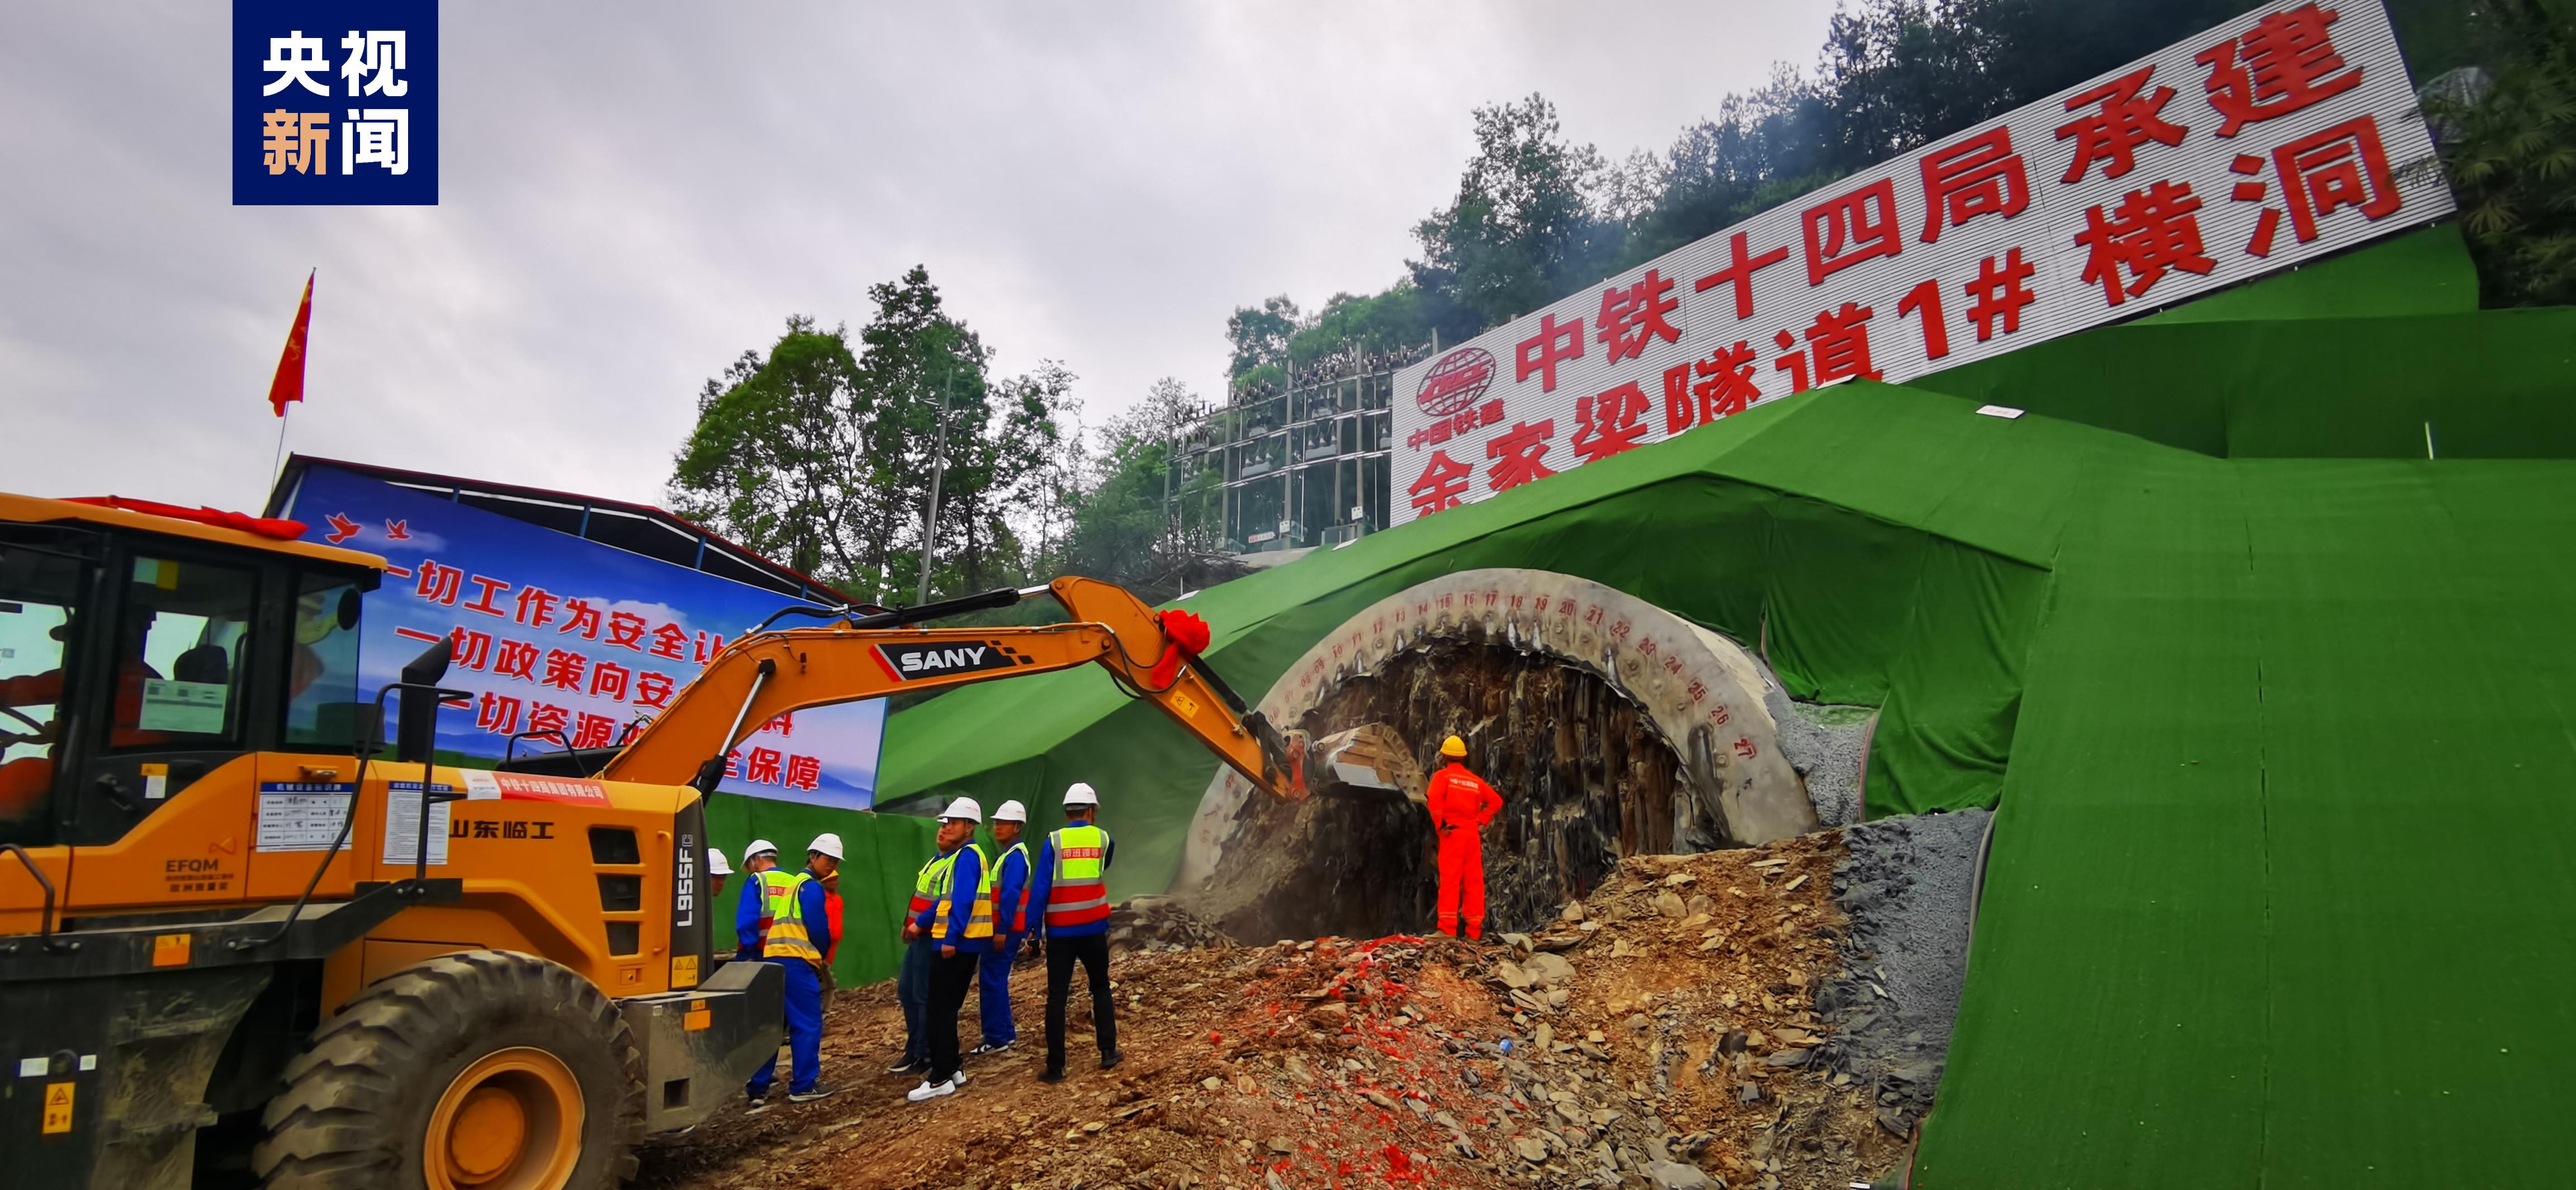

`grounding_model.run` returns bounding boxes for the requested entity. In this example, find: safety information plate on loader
[255,783,356,852]
[382,782,455,866]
